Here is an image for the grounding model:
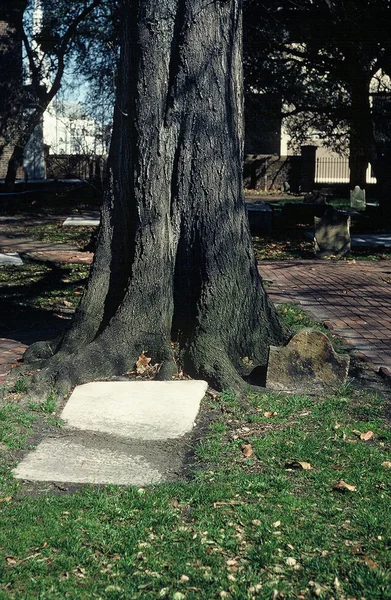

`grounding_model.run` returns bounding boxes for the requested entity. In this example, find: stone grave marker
[350,185,366,211]
[266,328,350,392]
[314,207,351,258]
[0,252,23,266]
[63,215,100,227]
[245,202,273,233]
